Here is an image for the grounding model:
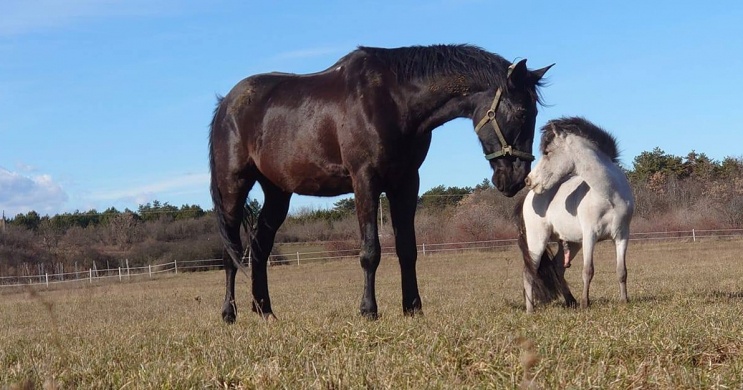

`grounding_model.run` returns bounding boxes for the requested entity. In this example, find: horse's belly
[266,160,353,196]
[293,174,353,196]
